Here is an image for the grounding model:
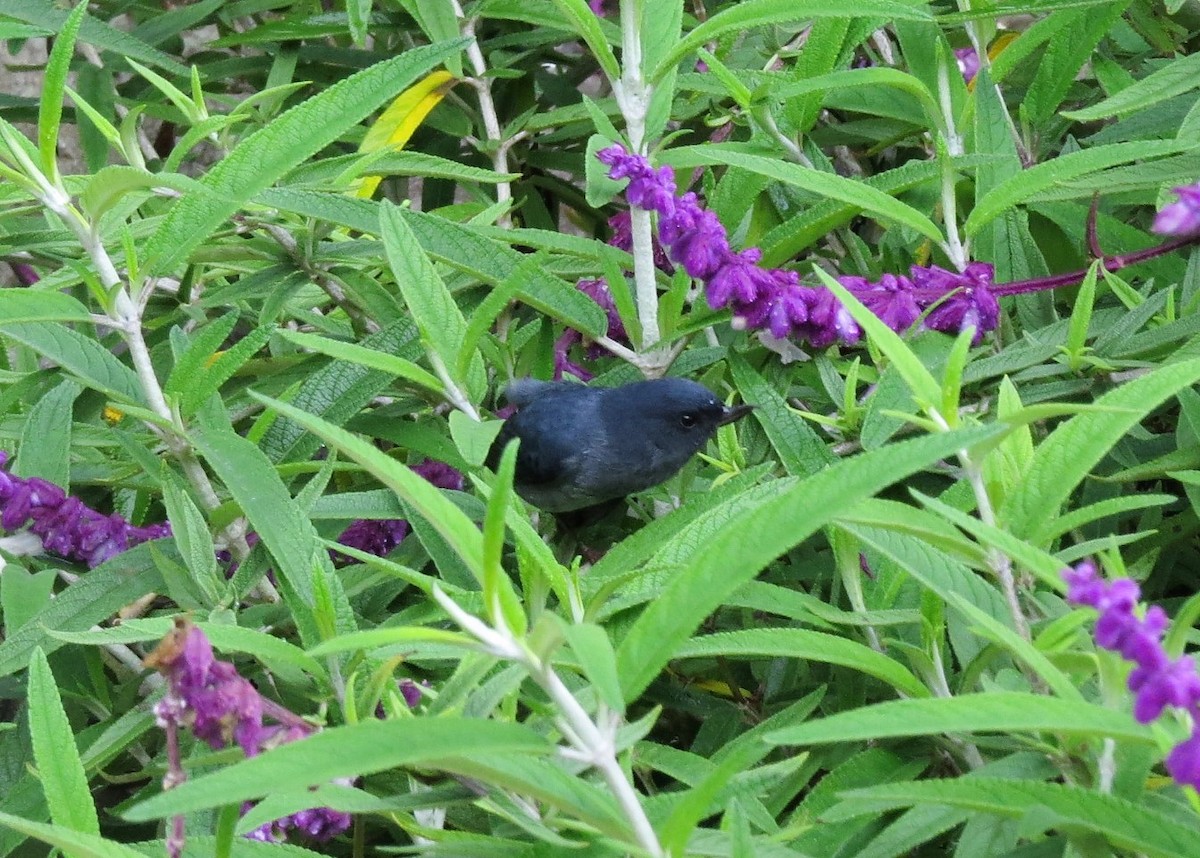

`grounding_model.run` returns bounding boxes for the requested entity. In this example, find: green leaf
[0,811,146,858]
[0,322,142,405]
[965,140,1193,236]
[0,0,186,76]
[379,200,484,401]
[163,313,239,398]
[0,290,92,324]
[142,40,466,276]
[258,320,421,463]
[650,0,931,81]
[0,546,164,677]
[549,0,620,80]
[178,328,272,416]
[37,0,86,183]
[255,189,608,337]
[190,421,354,645]
[13,379,79,489]
[123,718,549,820]
[728,353,833,476]
[251,393,486,583]
[829,779,1200,858]
[814,268,943,410]
[662,145,944,242]
[160,472,222,605]
[773,67,942,131]
[277,329,444,395]
[28,648,100,844]
[1063,51,1200,122]
[615,425,1004,701]
[562,623,625,713]
[675,630,929,698]
[767,692,1154,746]
[481,441,526,636]
[1000,356,1200,542]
